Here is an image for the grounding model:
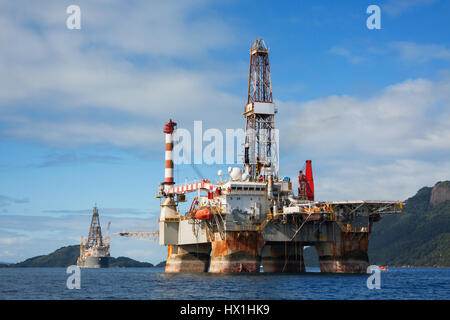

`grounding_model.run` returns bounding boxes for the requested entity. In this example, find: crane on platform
[117,231,159,241]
